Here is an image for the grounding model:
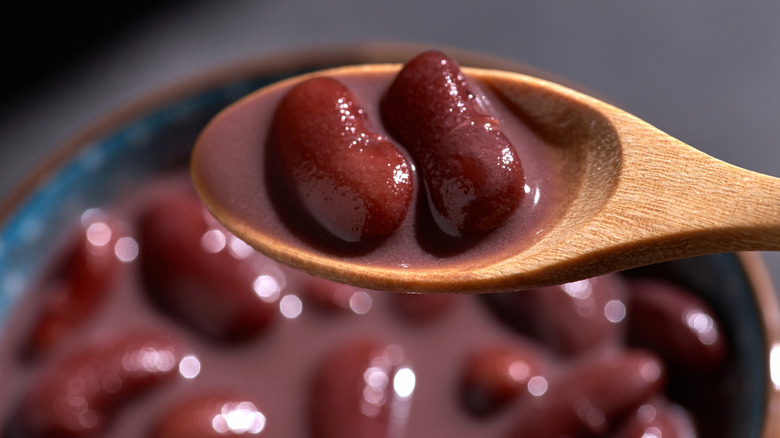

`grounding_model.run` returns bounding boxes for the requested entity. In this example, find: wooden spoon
[191,64,780,293]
